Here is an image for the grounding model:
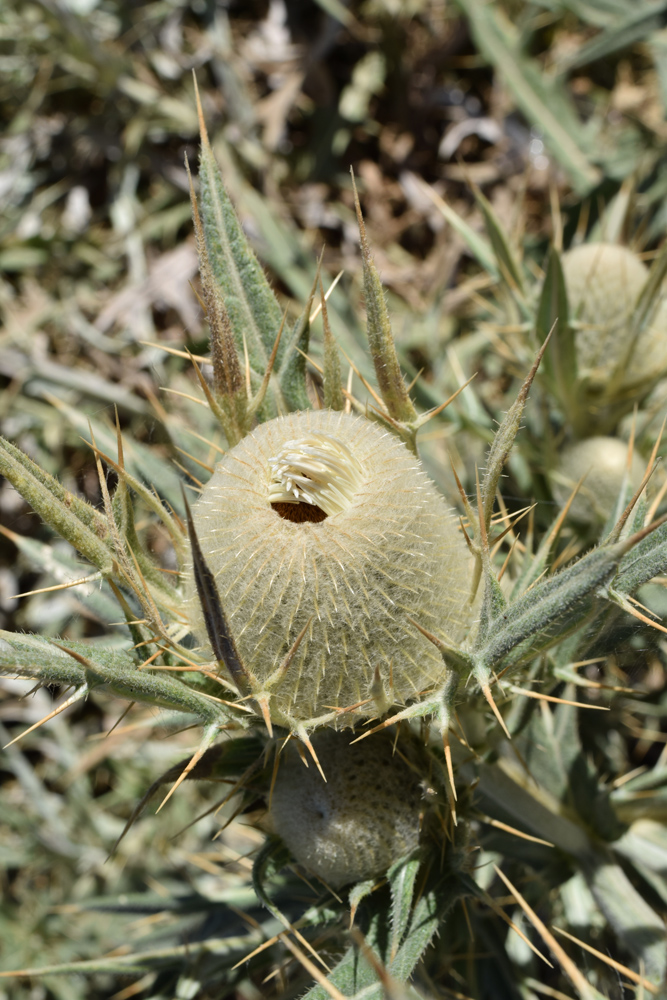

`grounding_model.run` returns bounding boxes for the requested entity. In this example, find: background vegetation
[2,1,667,998]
